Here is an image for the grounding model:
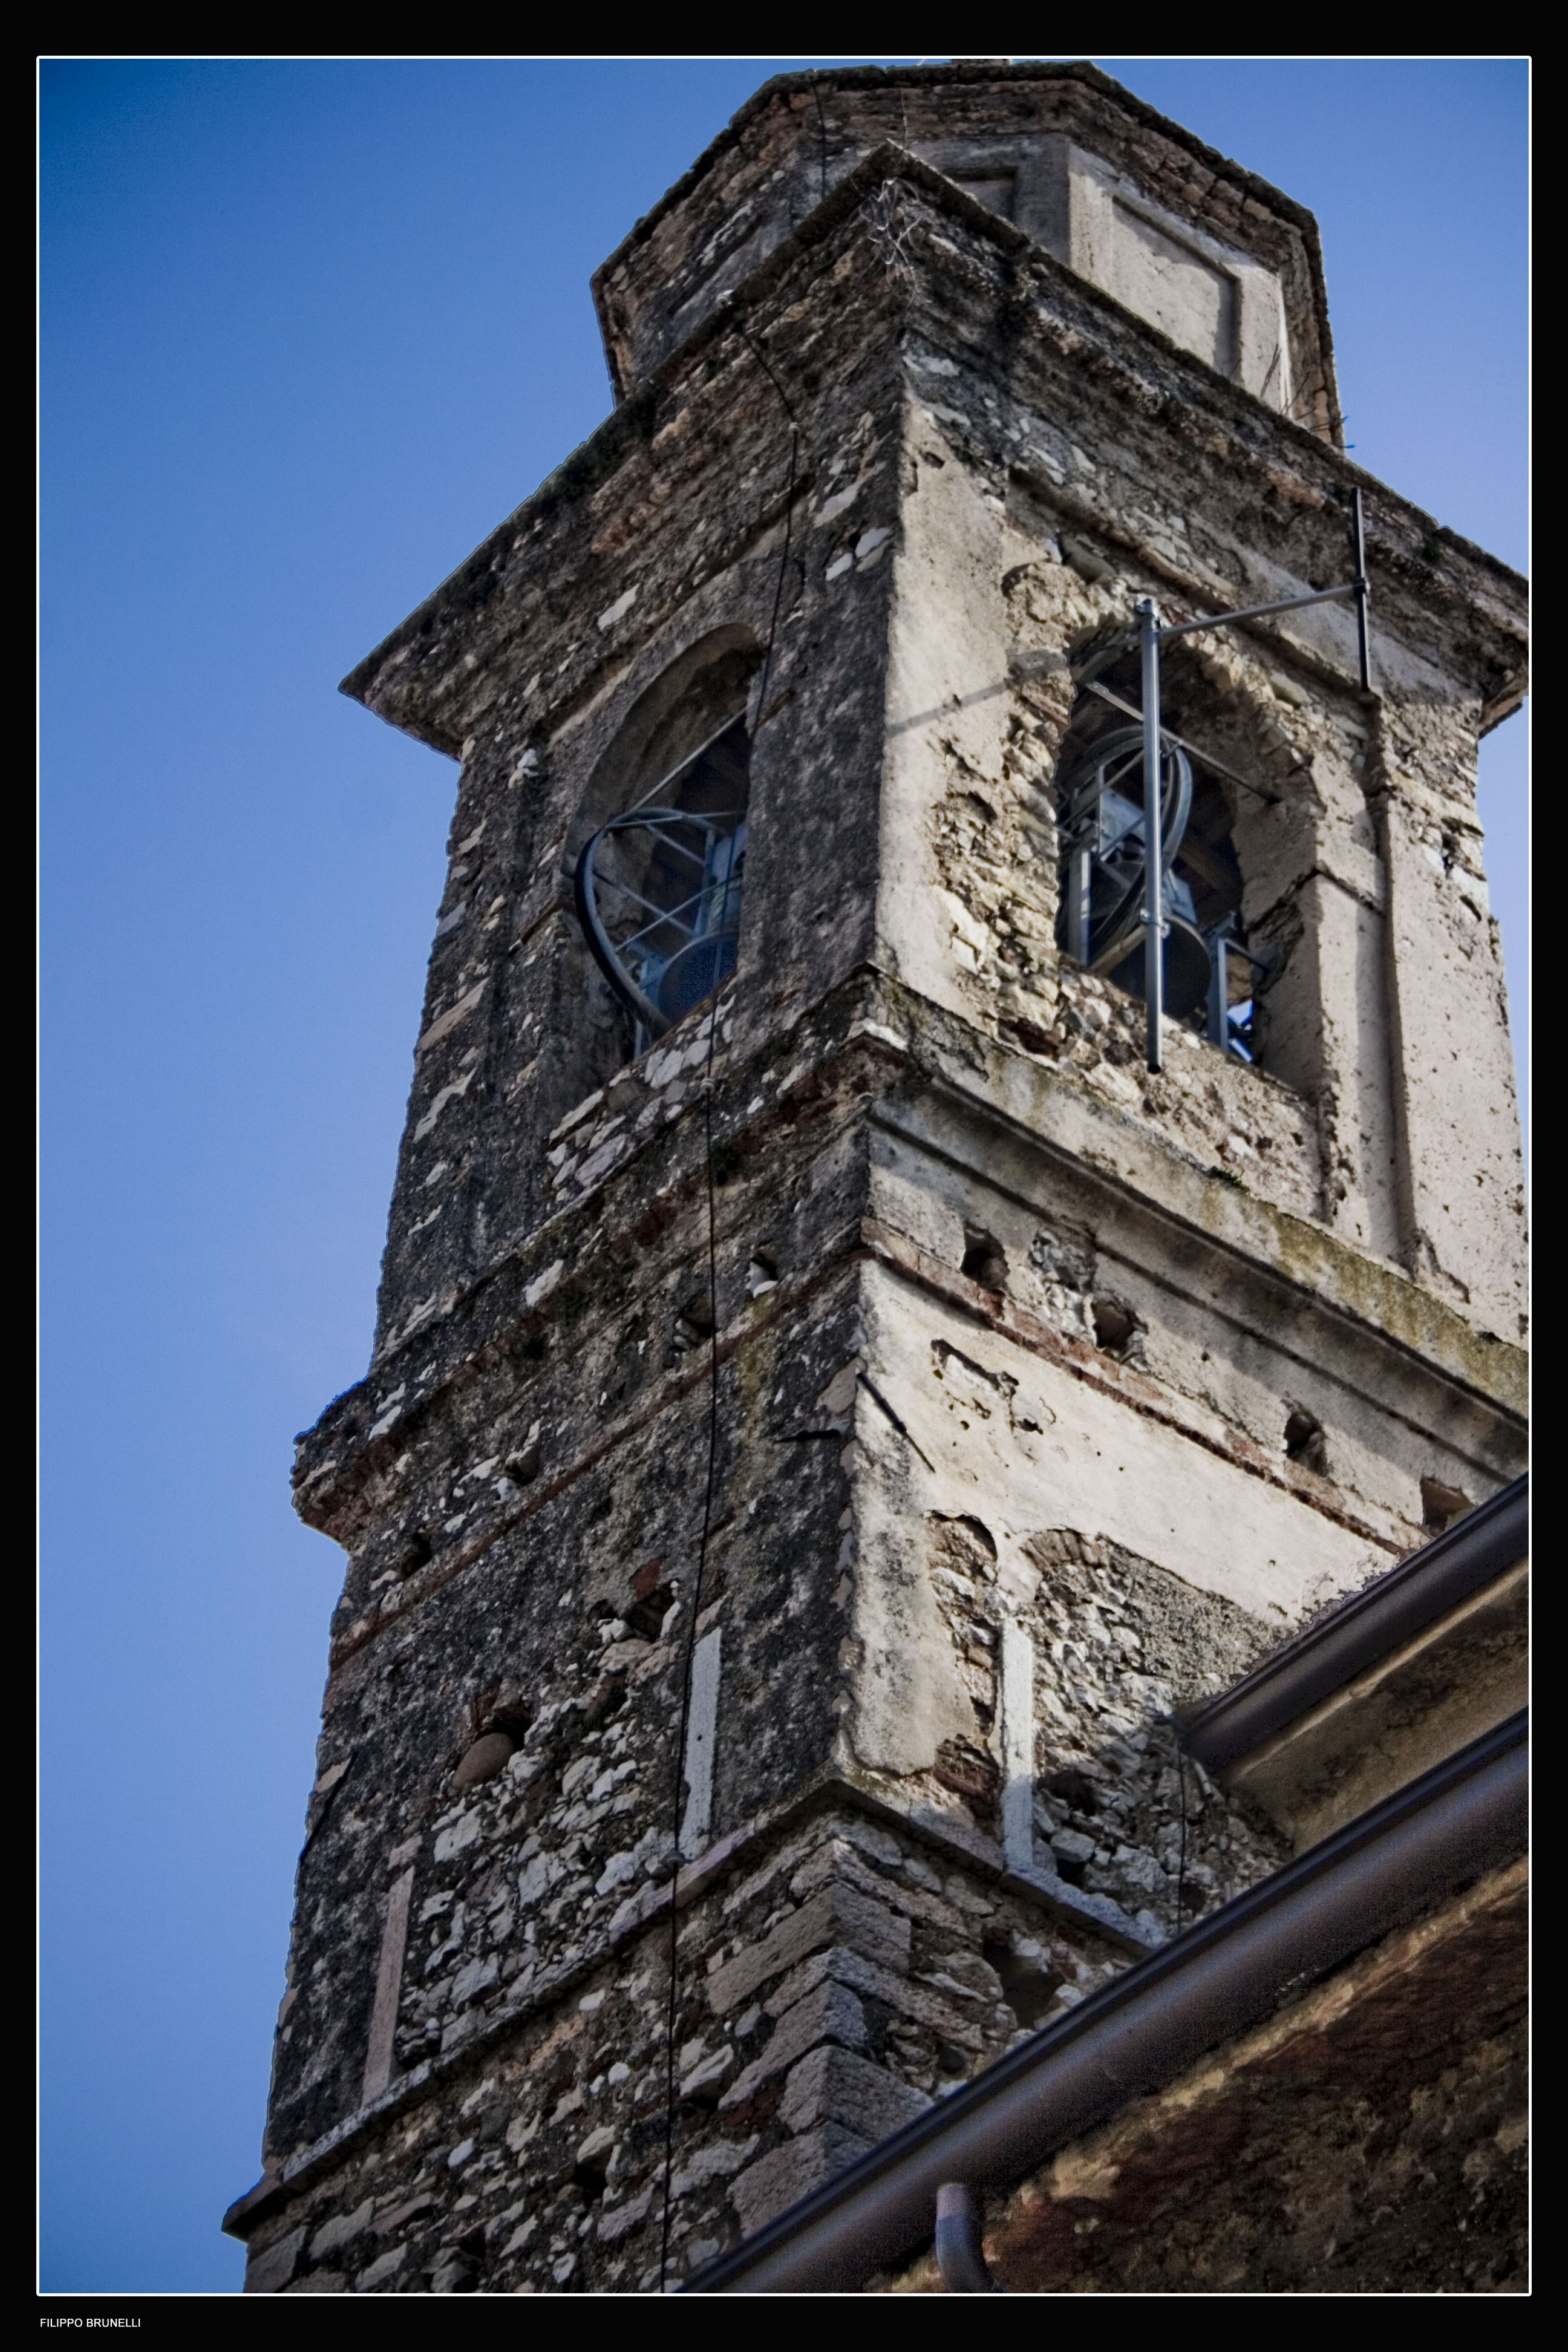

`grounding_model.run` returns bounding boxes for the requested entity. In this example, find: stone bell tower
[225,64,1526,2295]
